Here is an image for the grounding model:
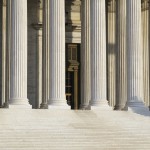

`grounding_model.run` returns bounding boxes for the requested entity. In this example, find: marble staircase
[0,109,150,150]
